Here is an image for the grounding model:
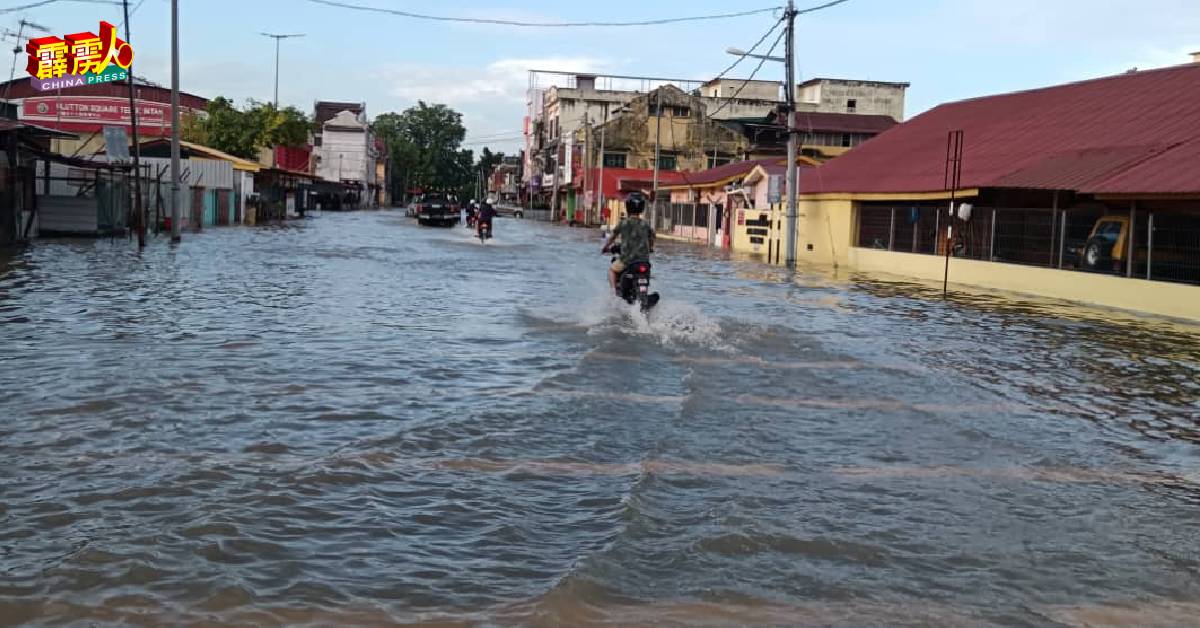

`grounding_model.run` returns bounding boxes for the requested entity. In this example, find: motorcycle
[606,245,660,312]
[465,201,480,228]
[477,219,492,243]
